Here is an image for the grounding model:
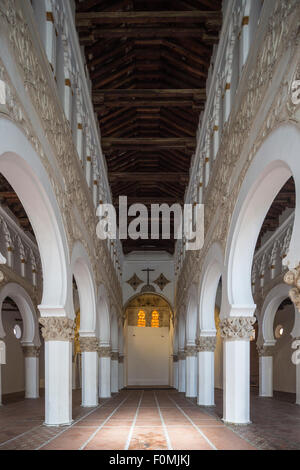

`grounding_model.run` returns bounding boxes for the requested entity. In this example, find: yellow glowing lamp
[137,310,146,327]
[151,310,160,328]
